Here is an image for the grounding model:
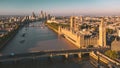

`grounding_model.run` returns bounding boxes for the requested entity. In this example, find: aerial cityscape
[0,0,120,68]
